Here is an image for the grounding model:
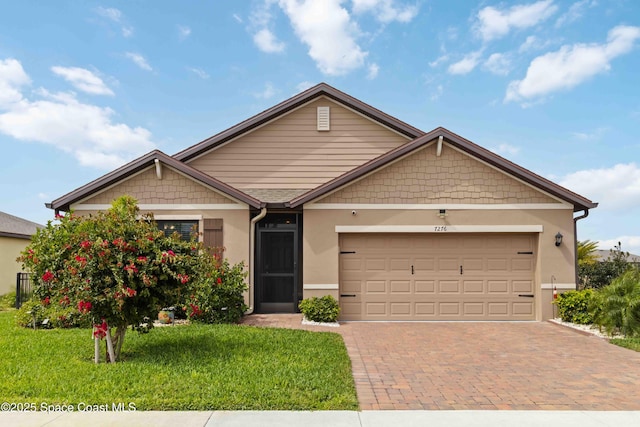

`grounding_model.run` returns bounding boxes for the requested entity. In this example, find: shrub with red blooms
[18,195,213,363]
